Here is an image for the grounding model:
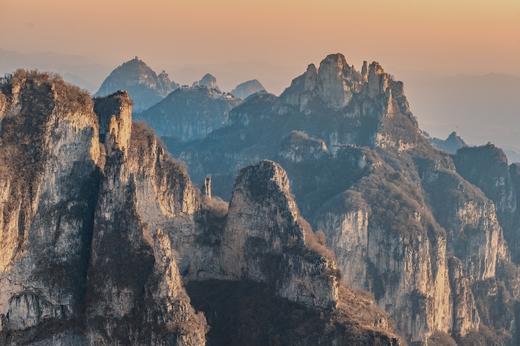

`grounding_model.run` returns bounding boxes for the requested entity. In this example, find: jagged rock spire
[94,90,132,155]
[281,53,400,111]
[222,160,339,309]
